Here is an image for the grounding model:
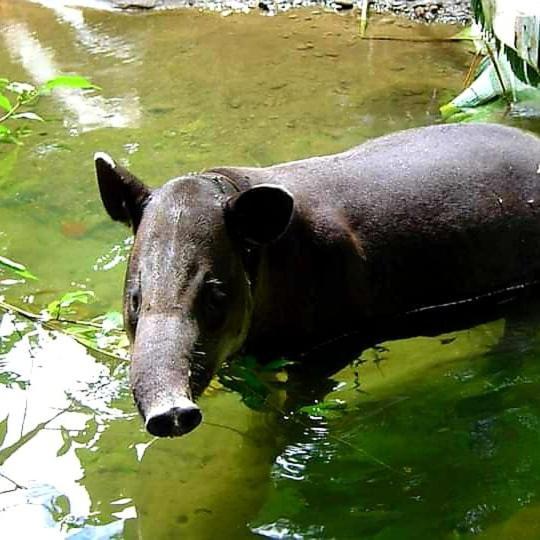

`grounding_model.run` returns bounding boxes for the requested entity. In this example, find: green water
[2,2,540,538]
